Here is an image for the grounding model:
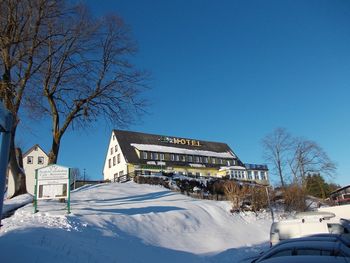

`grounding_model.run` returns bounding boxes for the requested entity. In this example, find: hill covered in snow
[0,182,272,263]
